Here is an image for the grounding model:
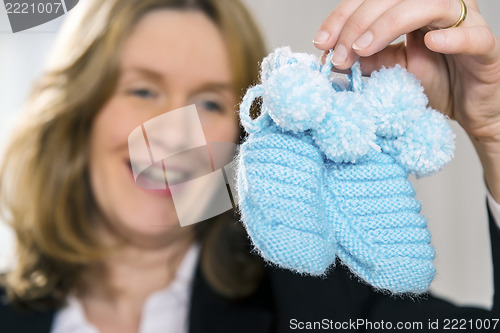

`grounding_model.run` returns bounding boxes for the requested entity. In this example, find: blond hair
[0,0,266,308]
